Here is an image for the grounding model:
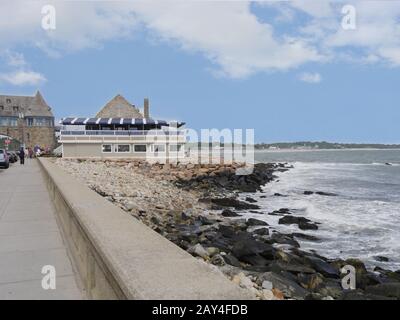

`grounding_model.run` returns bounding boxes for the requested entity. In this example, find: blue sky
[1,1,400,143]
